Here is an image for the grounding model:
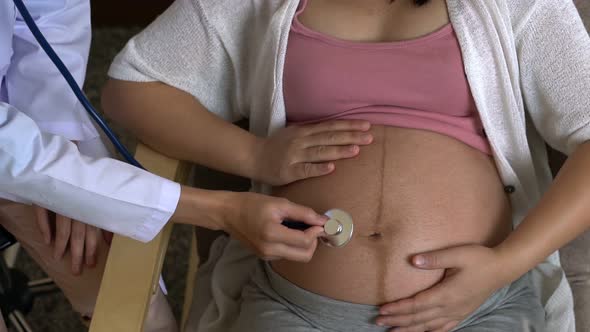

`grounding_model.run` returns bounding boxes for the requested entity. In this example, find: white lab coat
[0,0,180,242]
[3,0,97,141]
[1,0,106,203]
